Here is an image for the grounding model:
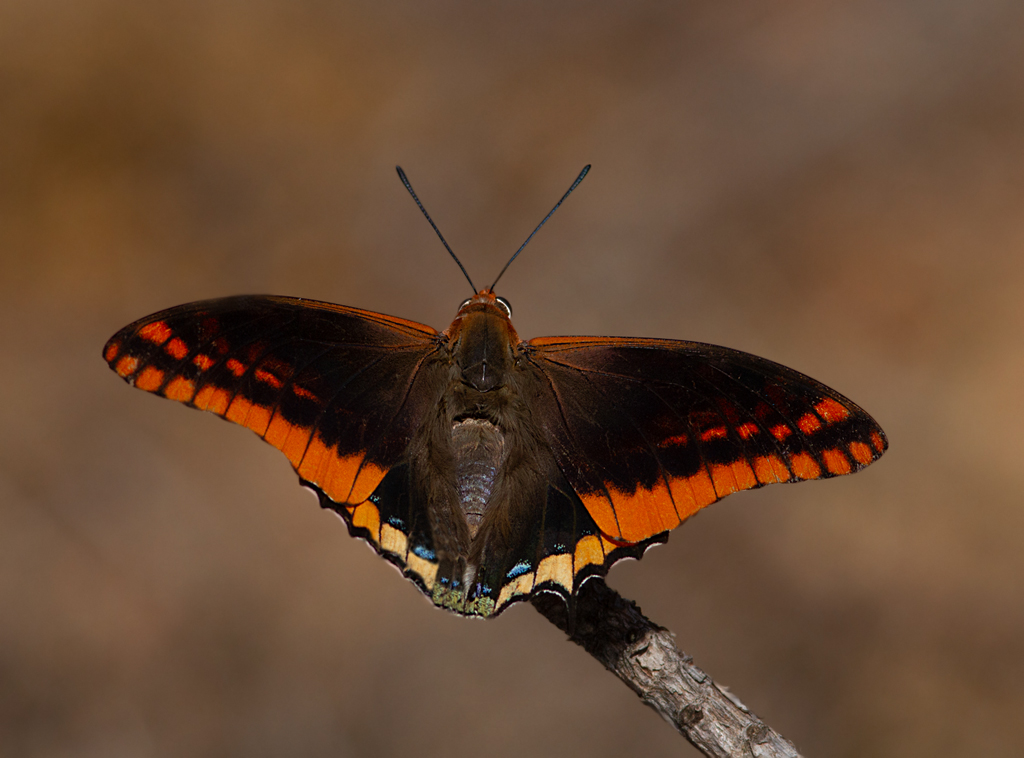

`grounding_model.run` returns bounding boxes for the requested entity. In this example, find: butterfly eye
[495,296,512,318]
[459,298,473,311]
